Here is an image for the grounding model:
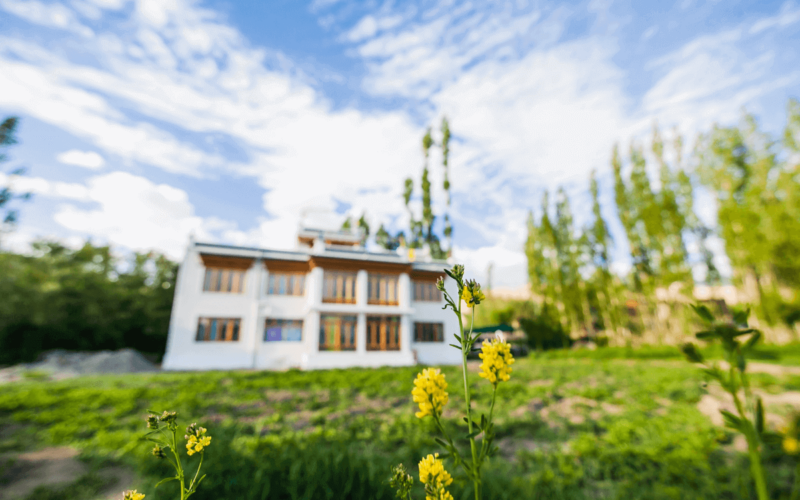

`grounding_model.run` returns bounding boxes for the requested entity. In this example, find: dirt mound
[29,349,157,375]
